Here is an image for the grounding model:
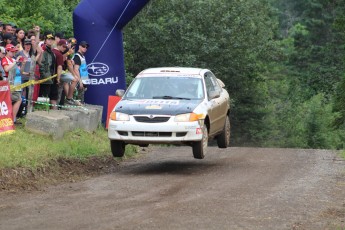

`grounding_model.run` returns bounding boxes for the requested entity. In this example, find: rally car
[108,67,230,159]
